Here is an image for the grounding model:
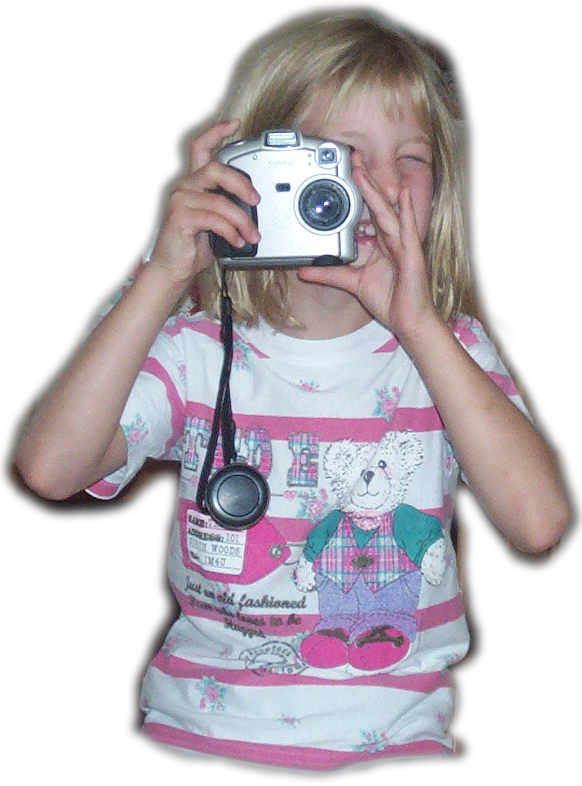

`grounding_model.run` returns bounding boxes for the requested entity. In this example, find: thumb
[297,264,360,296]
